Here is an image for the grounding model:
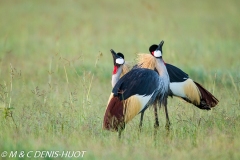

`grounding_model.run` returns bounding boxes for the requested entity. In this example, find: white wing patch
[116,58,124,64]
[170,81,186,98]
[153,50,162,57]
[135,93,153,112]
